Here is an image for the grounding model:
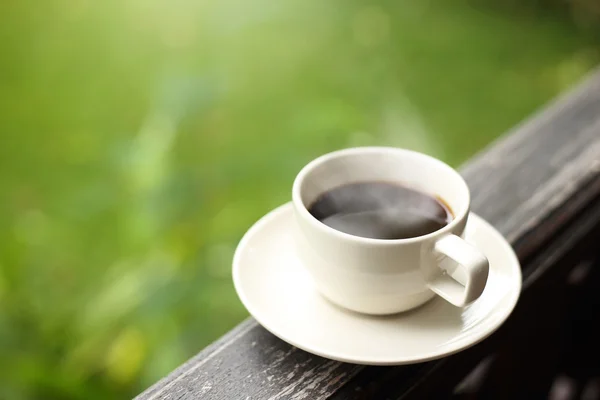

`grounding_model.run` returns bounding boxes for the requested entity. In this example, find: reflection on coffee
[308,182,452,240]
